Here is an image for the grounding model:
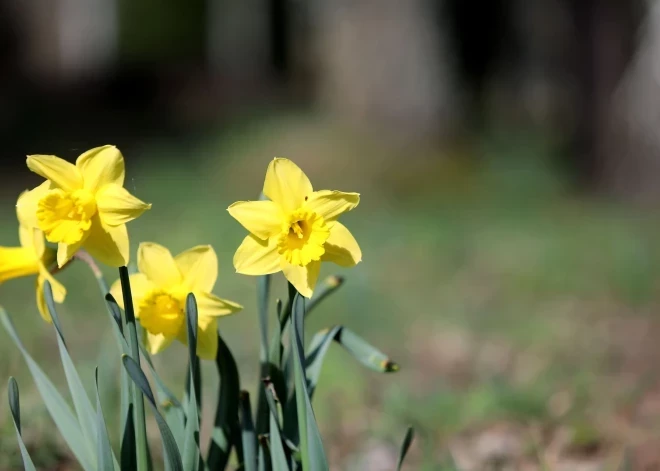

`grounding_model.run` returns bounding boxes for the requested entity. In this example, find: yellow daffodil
[0,191,66,322]
[110,242,242,359]
[228,158,362,297]
[18,145,151,268]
